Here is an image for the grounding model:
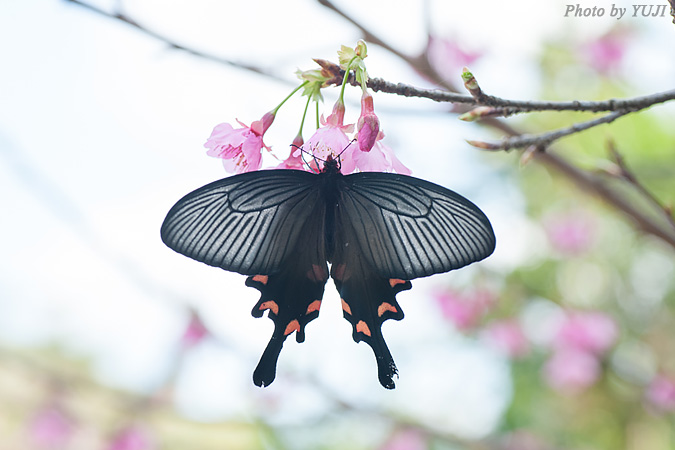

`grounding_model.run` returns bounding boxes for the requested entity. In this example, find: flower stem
[297,93,312,137]
[338,56,359,104]
[272,81,309,114]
